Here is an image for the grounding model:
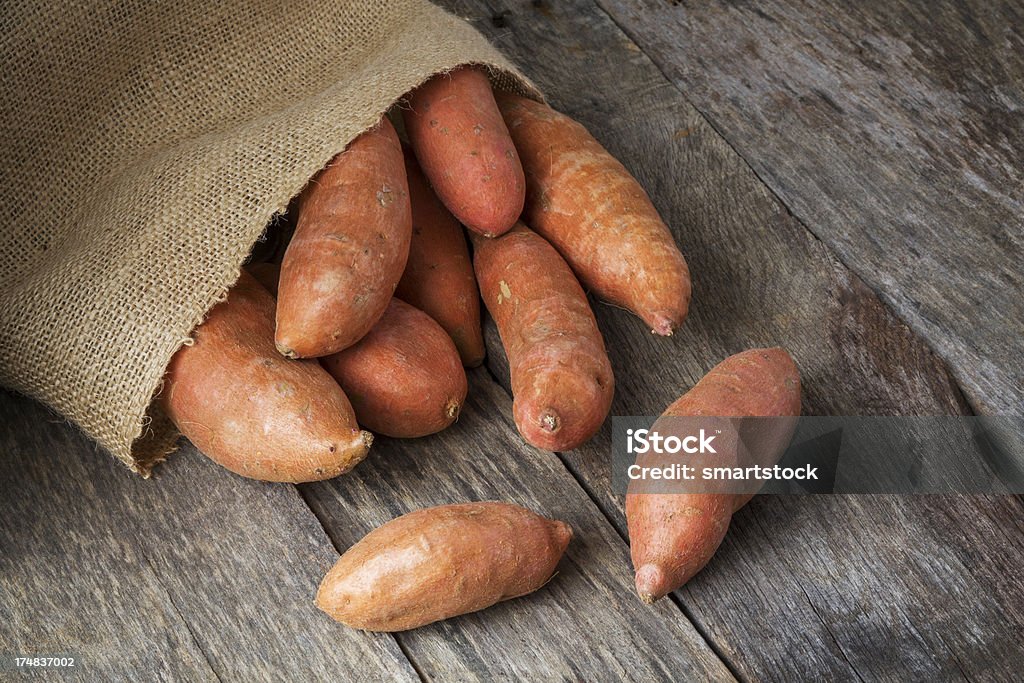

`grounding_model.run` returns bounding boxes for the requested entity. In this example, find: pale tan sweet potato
[321,298,467,438]
[395,147,485,367]
[496,93,691,336]
[316,502,572,631]
[626,348,801,603]
[404,66,525,237]
[473,223,614,451]
[162,272,372,482]
[276,116,411,358]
